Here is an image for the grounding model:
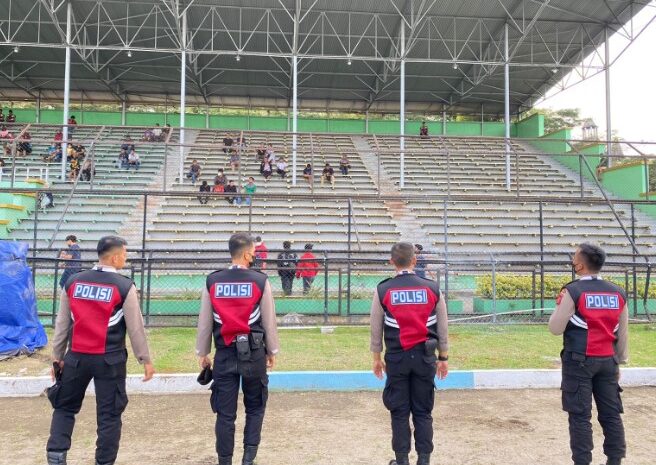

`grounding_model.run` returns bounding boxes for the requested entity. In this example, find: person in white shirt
[127,149,140,170]
[276,159,288,178]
